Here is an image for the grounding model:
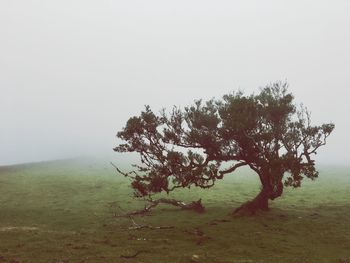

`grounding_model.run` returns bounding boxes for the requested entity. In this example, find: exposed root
[232,190,270,216]
[120,250,147,259]
[128,217,174,230]
[233,200,269,216]
[184,228,211,245]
